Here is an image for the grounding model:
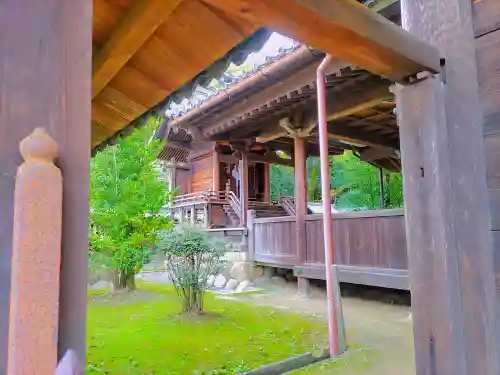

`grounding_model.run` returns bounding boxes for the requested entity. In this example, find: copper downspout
[317,55,340,356]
